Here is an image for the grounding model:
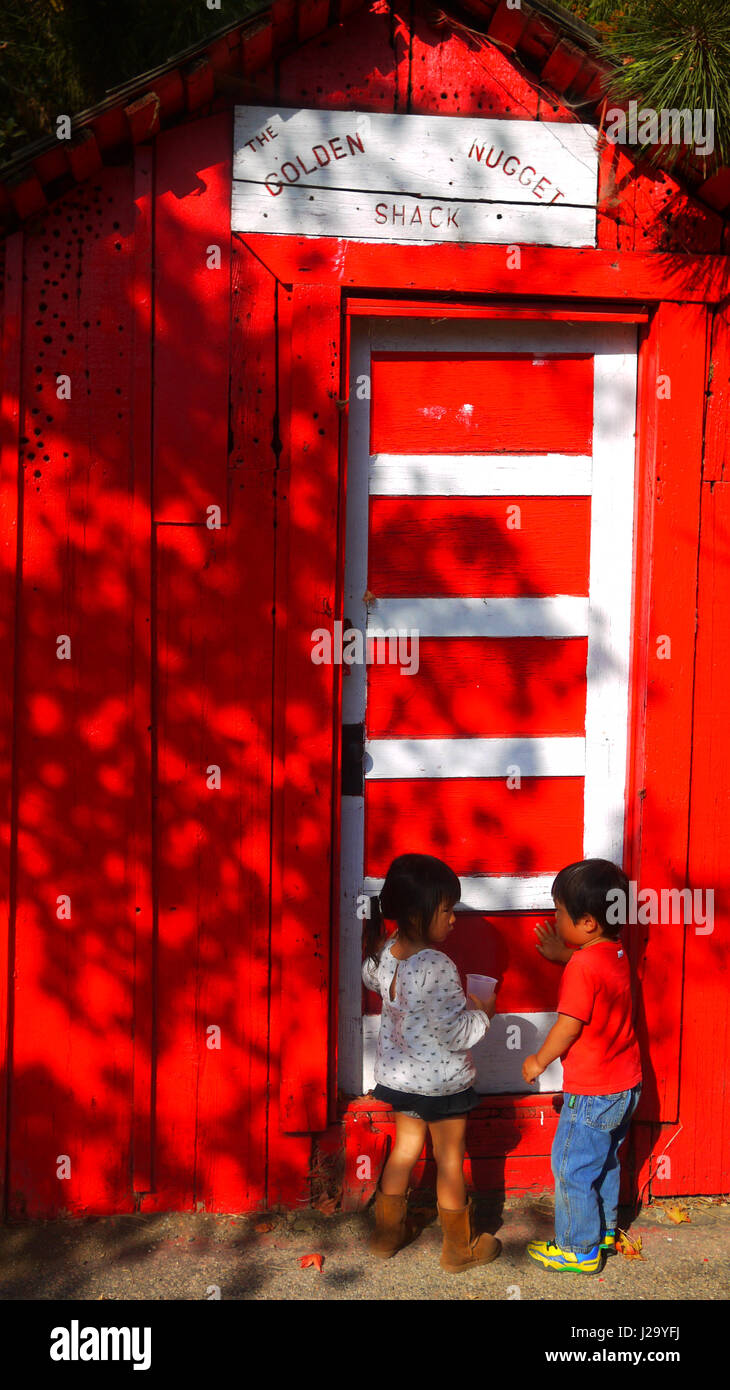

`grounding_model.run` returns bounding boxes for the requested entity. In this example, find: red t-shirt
[557,941,642,1096]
